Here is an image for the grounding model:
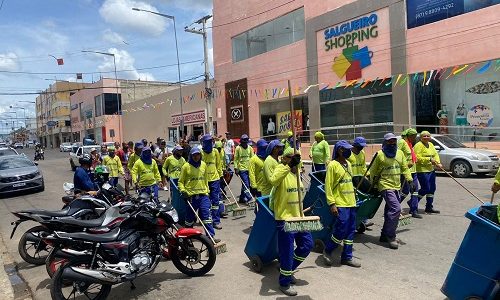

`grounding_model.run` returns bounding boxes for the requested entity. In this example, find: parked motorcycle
[49,200,216,300]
